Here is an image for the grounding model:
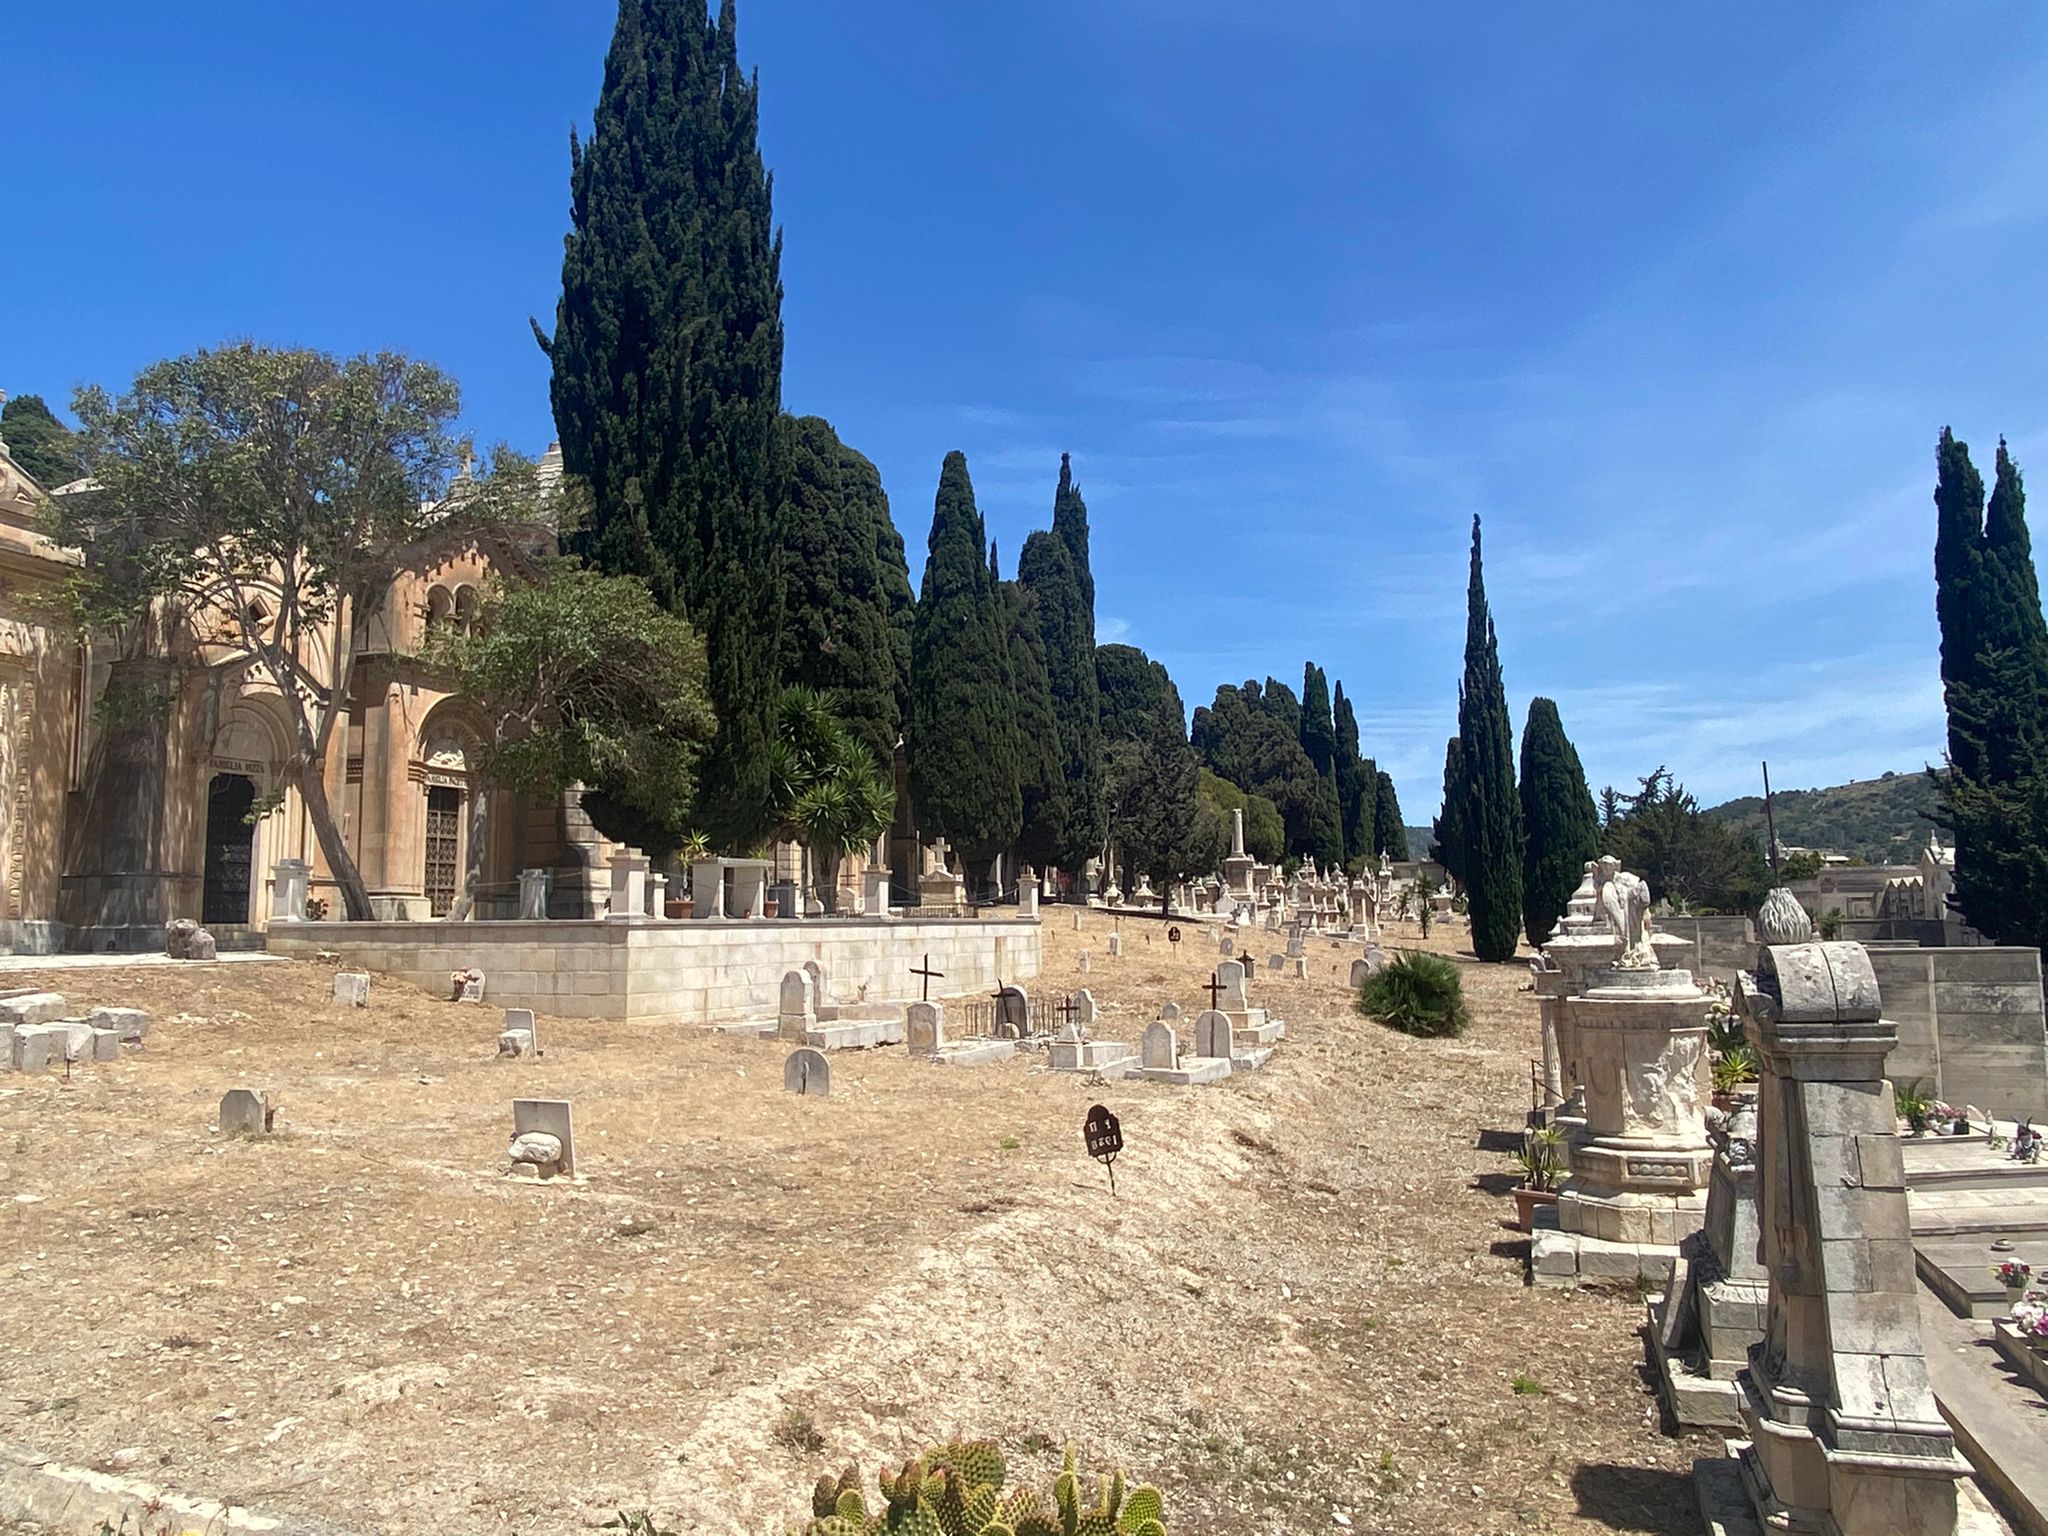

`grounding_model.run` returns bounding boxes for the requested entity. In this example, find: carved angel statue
[1594,855,1656,967]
